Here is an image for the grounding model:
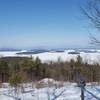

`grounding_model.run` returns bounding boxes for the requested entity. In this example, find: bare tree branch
[89,33,100,45]
[81,0,100,44]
